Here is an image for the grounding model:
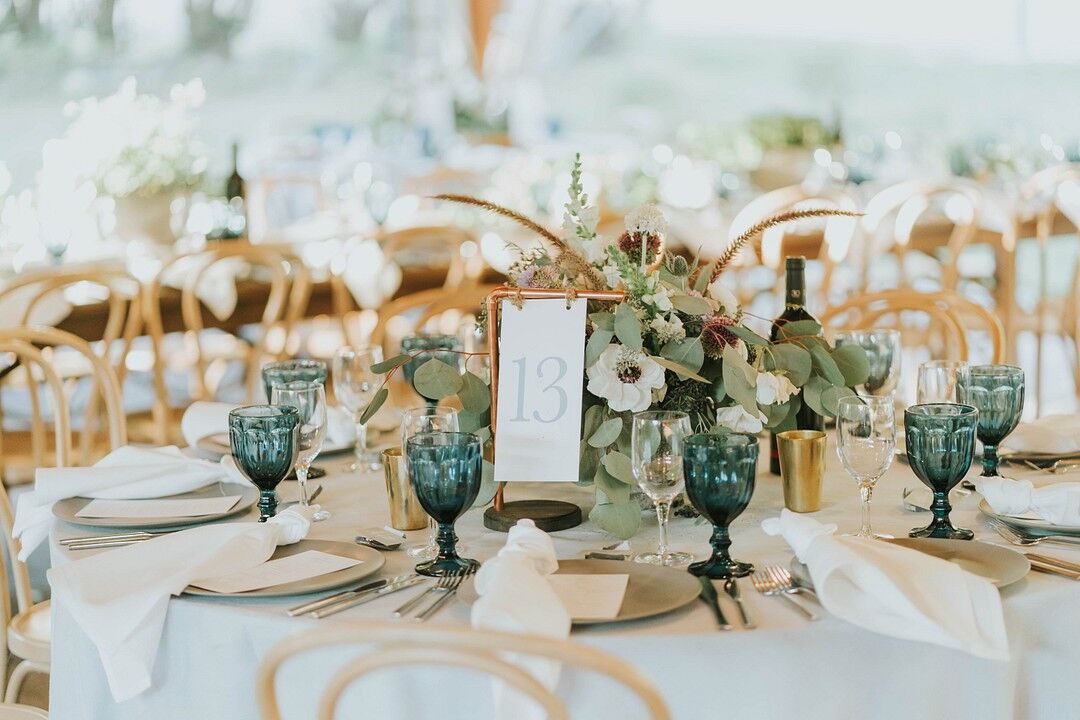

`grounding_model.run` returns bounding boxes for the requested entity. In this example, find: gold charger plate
[53,482,259,530]
[555,559,700,625]
[886,537,1030,588]
[184,539,384,598]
